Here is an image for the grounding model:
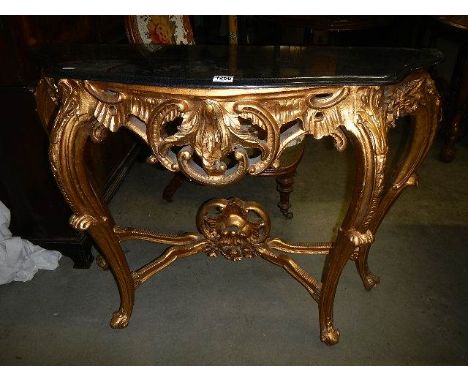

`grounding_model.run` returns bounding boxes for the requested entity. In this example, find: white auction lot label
[213,75,234,83]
